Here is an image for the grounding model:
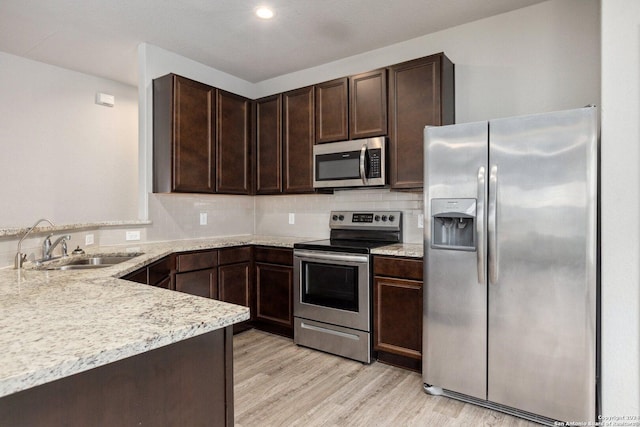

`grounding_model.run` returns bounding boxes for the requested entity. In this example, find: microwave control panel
[368,149,382,178]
